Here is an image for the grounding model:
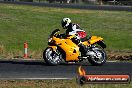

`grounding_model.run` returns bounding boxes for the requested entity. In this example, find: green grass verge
[0,3,132,58]
[0,79,132,88]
